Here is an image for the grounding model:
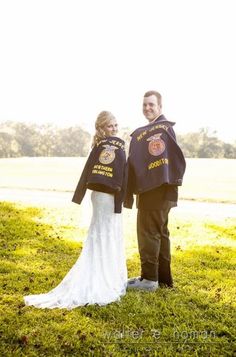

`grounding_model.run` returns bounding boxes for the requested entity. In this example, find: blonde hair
[92,111,116,147]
